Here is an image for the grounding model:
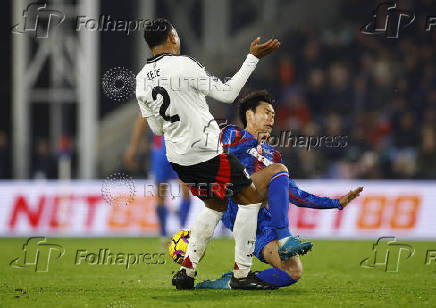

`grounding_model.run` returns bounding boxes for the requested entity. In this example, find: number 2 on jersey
[152,86,180,123]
